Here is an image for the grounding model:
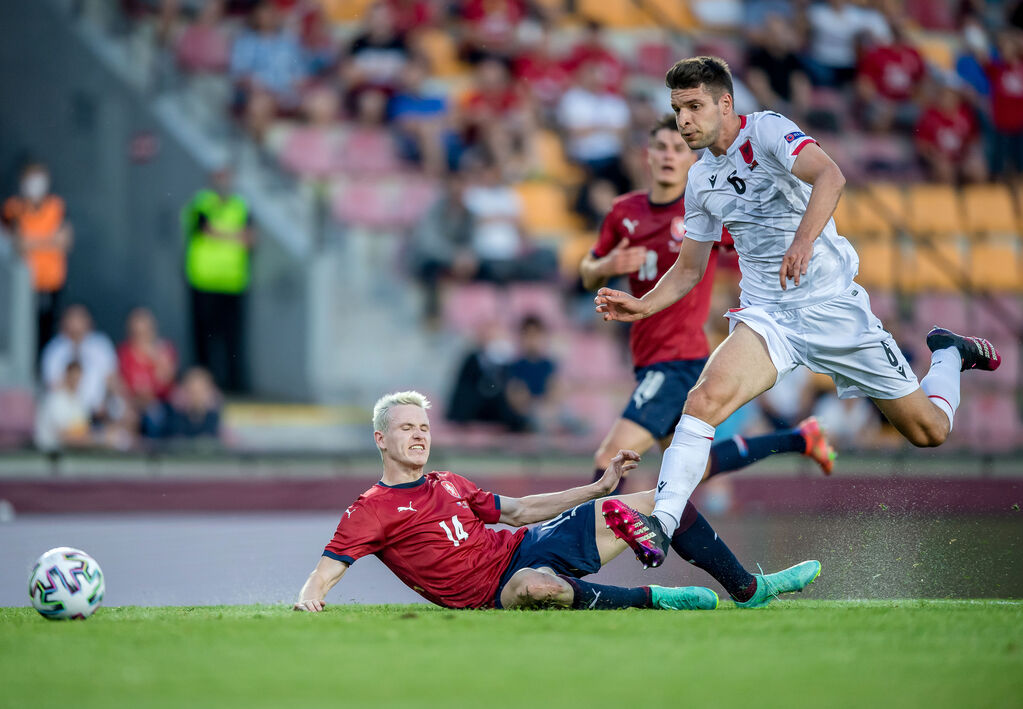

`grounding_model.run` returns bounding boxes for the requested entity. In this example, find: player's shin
[558,575,652,609]
[921,347,961,430]
[670,502,757,602]
[653,415,715,533]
